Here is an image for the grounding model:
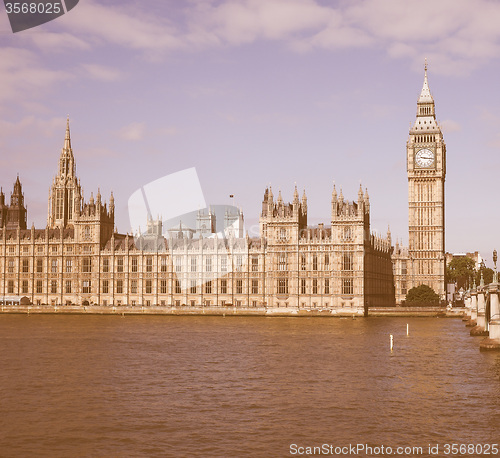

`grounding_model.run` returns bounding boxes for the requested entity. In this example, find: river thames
[0,315,499,457]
